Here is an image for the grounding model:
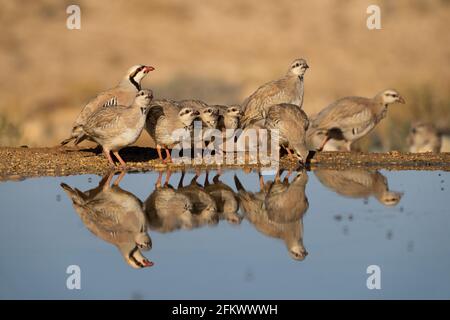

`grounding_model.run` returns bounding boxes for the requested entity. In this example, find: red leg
[164,148,172,163]
[156,145,164,162]
[112,151,127,168]
[103,149,116,167]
